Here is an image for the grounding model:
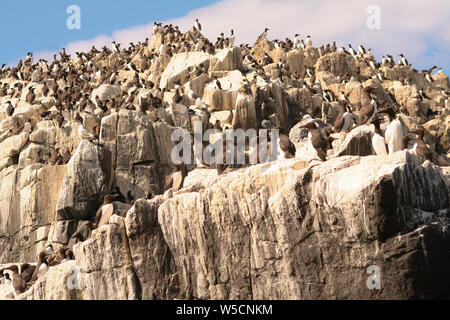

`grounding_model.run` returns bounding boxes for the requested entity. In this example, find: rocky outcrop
[10,154,449,300]
[1,22,449,301]
[209,47,243,72]
[0,164,67,262]
[316,52,358,78]
[91,84,123,105]
[56,140,107,221]
[99,110,164,199]
[160,52,210,90]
